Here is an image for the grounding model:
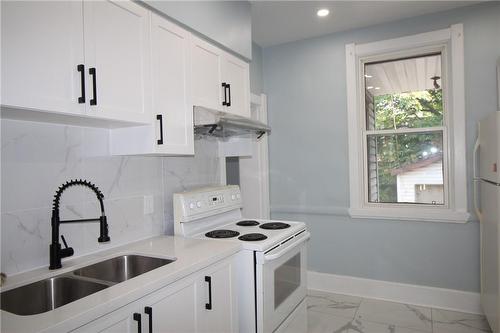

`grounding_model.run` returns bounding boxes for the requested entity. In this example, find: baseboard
[308,271,482,314]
